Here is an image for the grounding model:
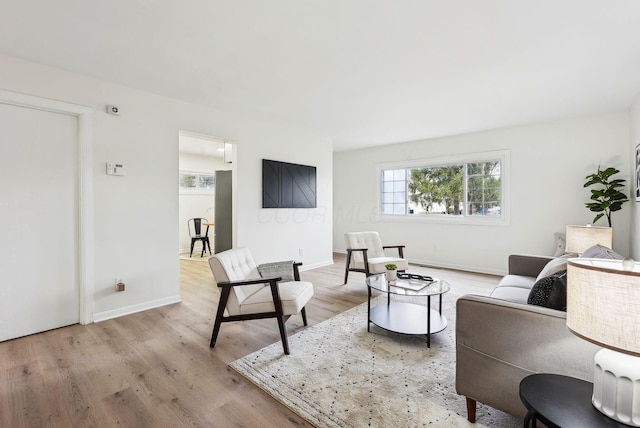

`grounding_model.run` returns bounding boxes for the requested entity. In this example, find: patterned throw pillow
[527,270,567,311]
[257,261,295,281]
